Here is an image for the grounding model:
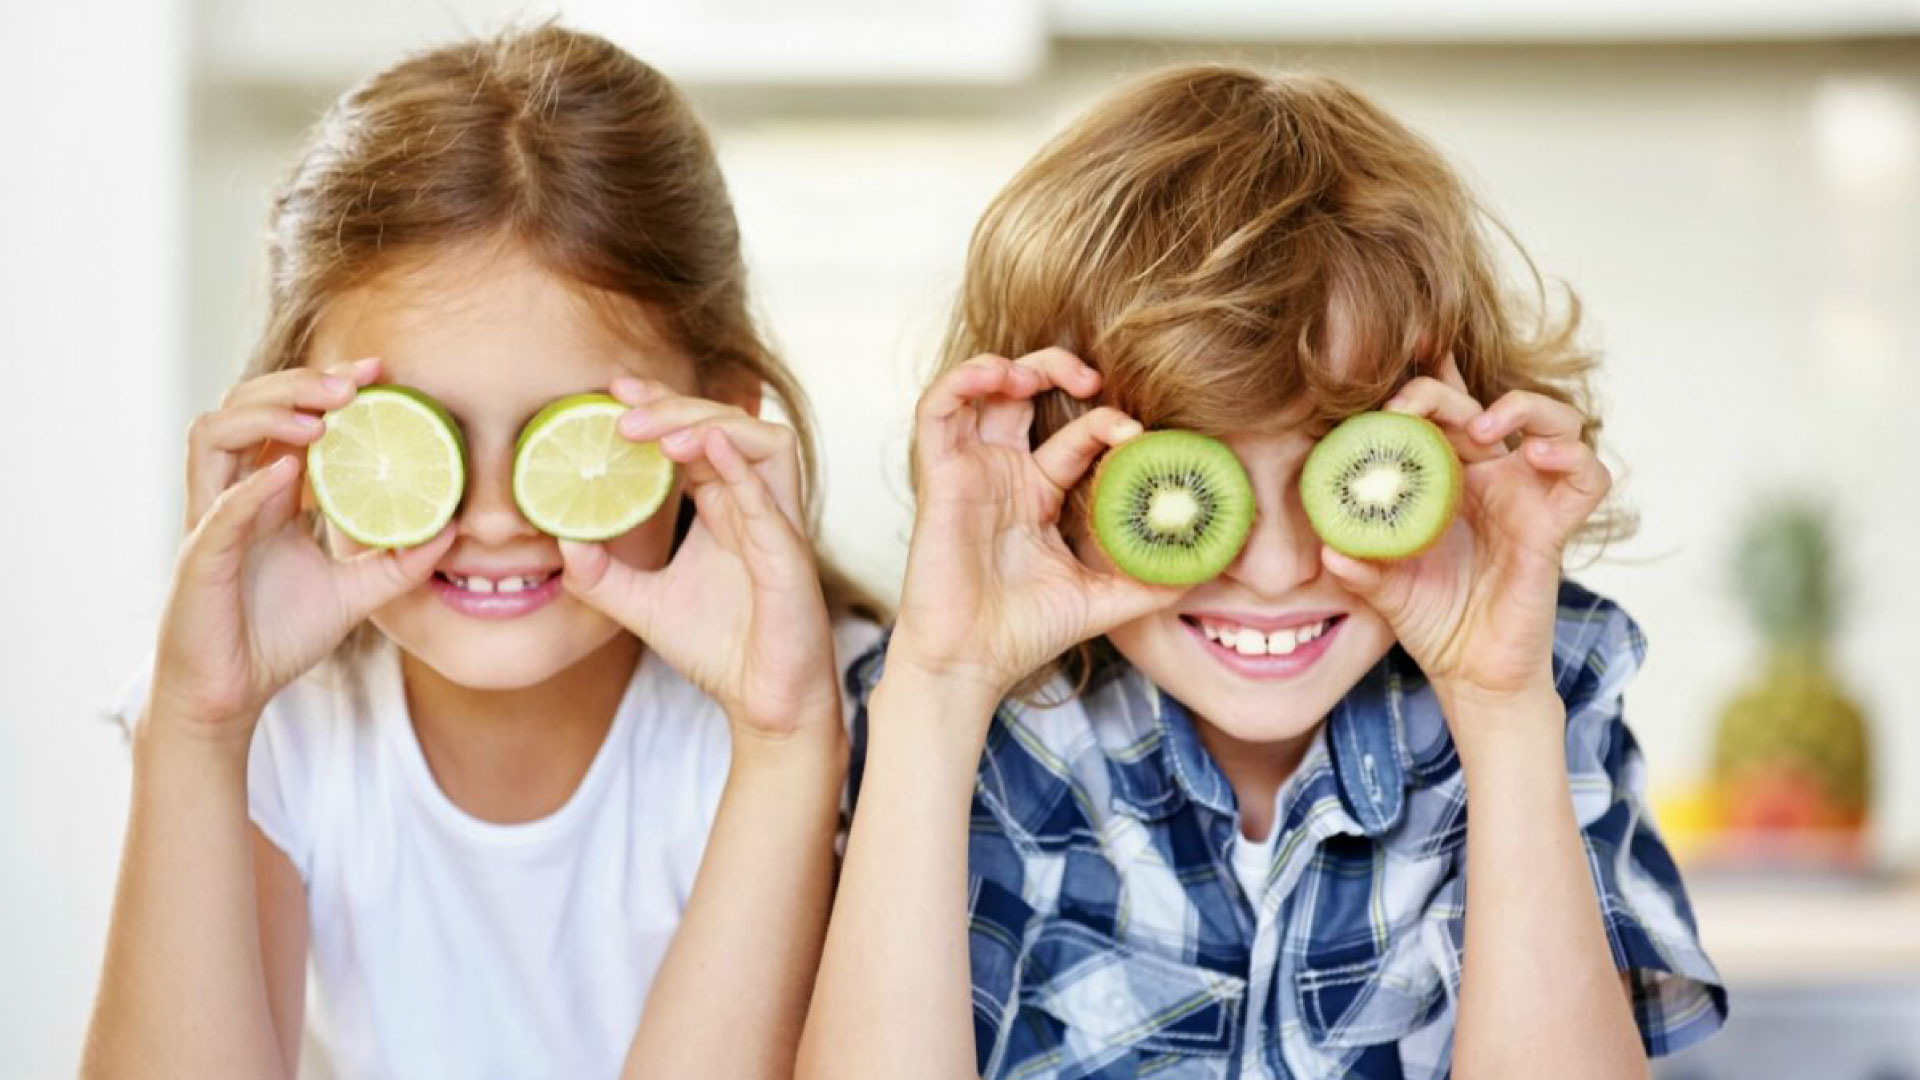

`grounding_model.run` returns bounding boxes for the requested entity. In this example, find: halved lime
[512,393,675,541]
[307,385,466,548]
